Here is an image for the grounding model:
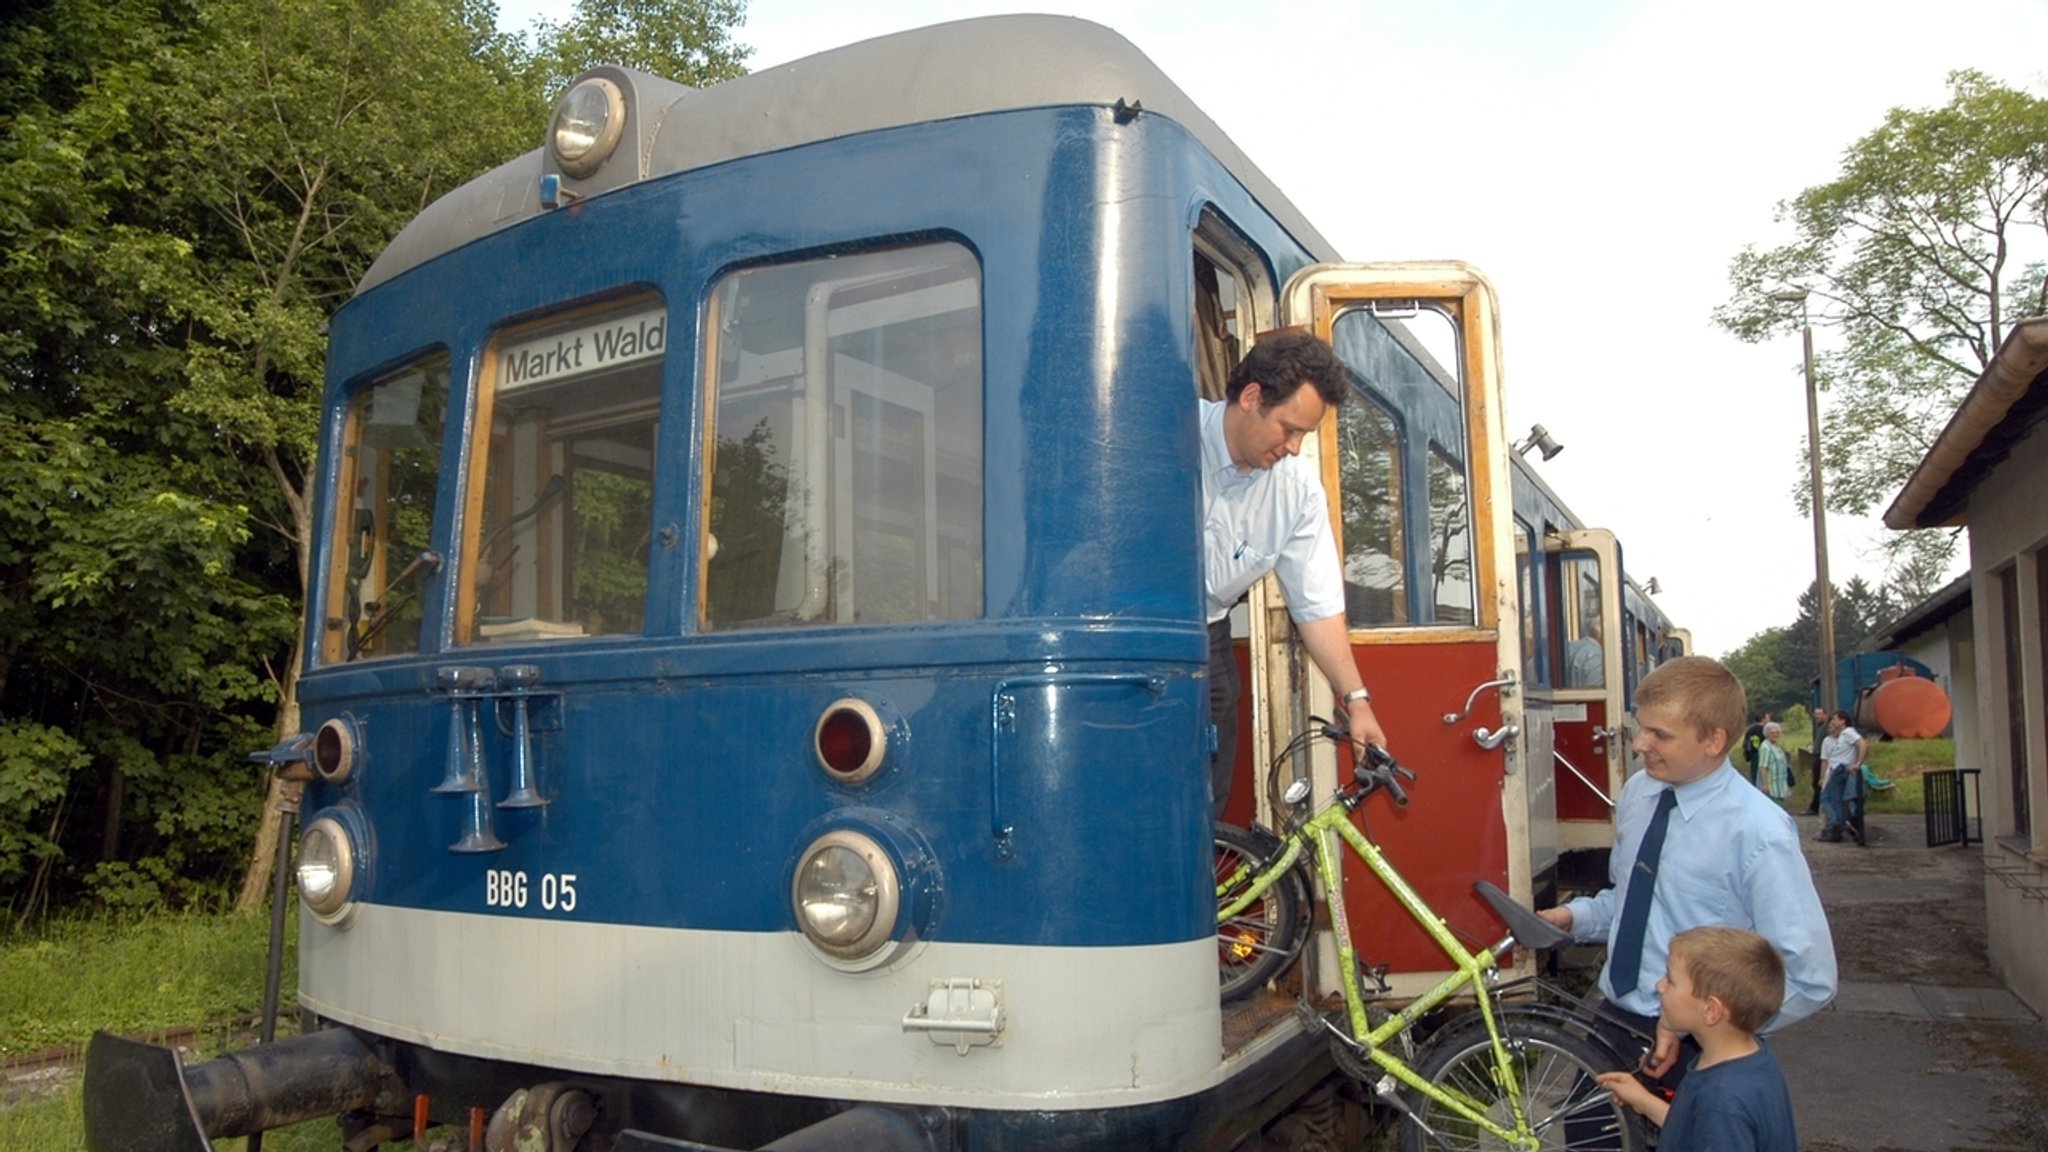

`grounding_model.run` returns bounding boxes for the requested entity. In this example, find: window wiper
[349,550,444,658]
